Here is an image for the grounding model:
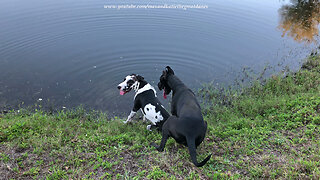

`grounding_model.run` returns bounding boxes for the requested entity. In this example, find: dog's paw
[150,142,158,148]
[124,119,133,124]
[147,125,152,131]
[123,120,131,124]
[150,142,163,152]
